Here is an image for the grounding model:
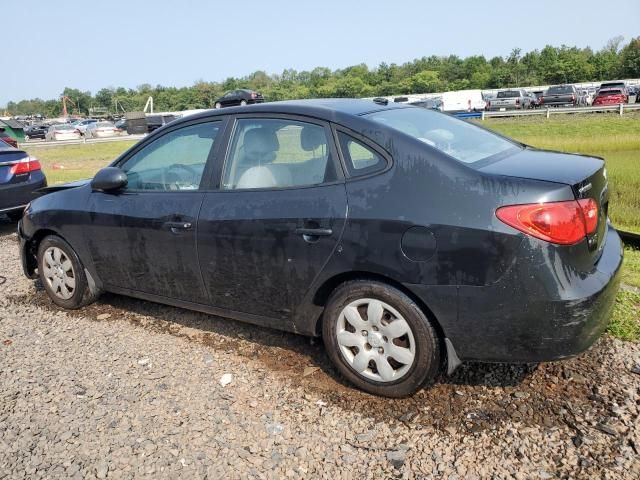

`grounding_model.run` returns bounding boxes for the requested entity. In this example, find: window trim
[331,125,392,181]
[216,113,345,193]
[112,117,227,193]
